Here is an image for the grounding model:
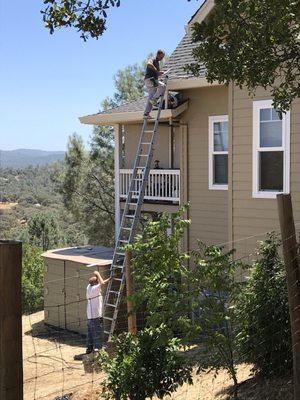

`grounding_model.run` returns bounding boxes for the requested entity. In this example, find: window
[253,100,290,198]
[209,115,229,190]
